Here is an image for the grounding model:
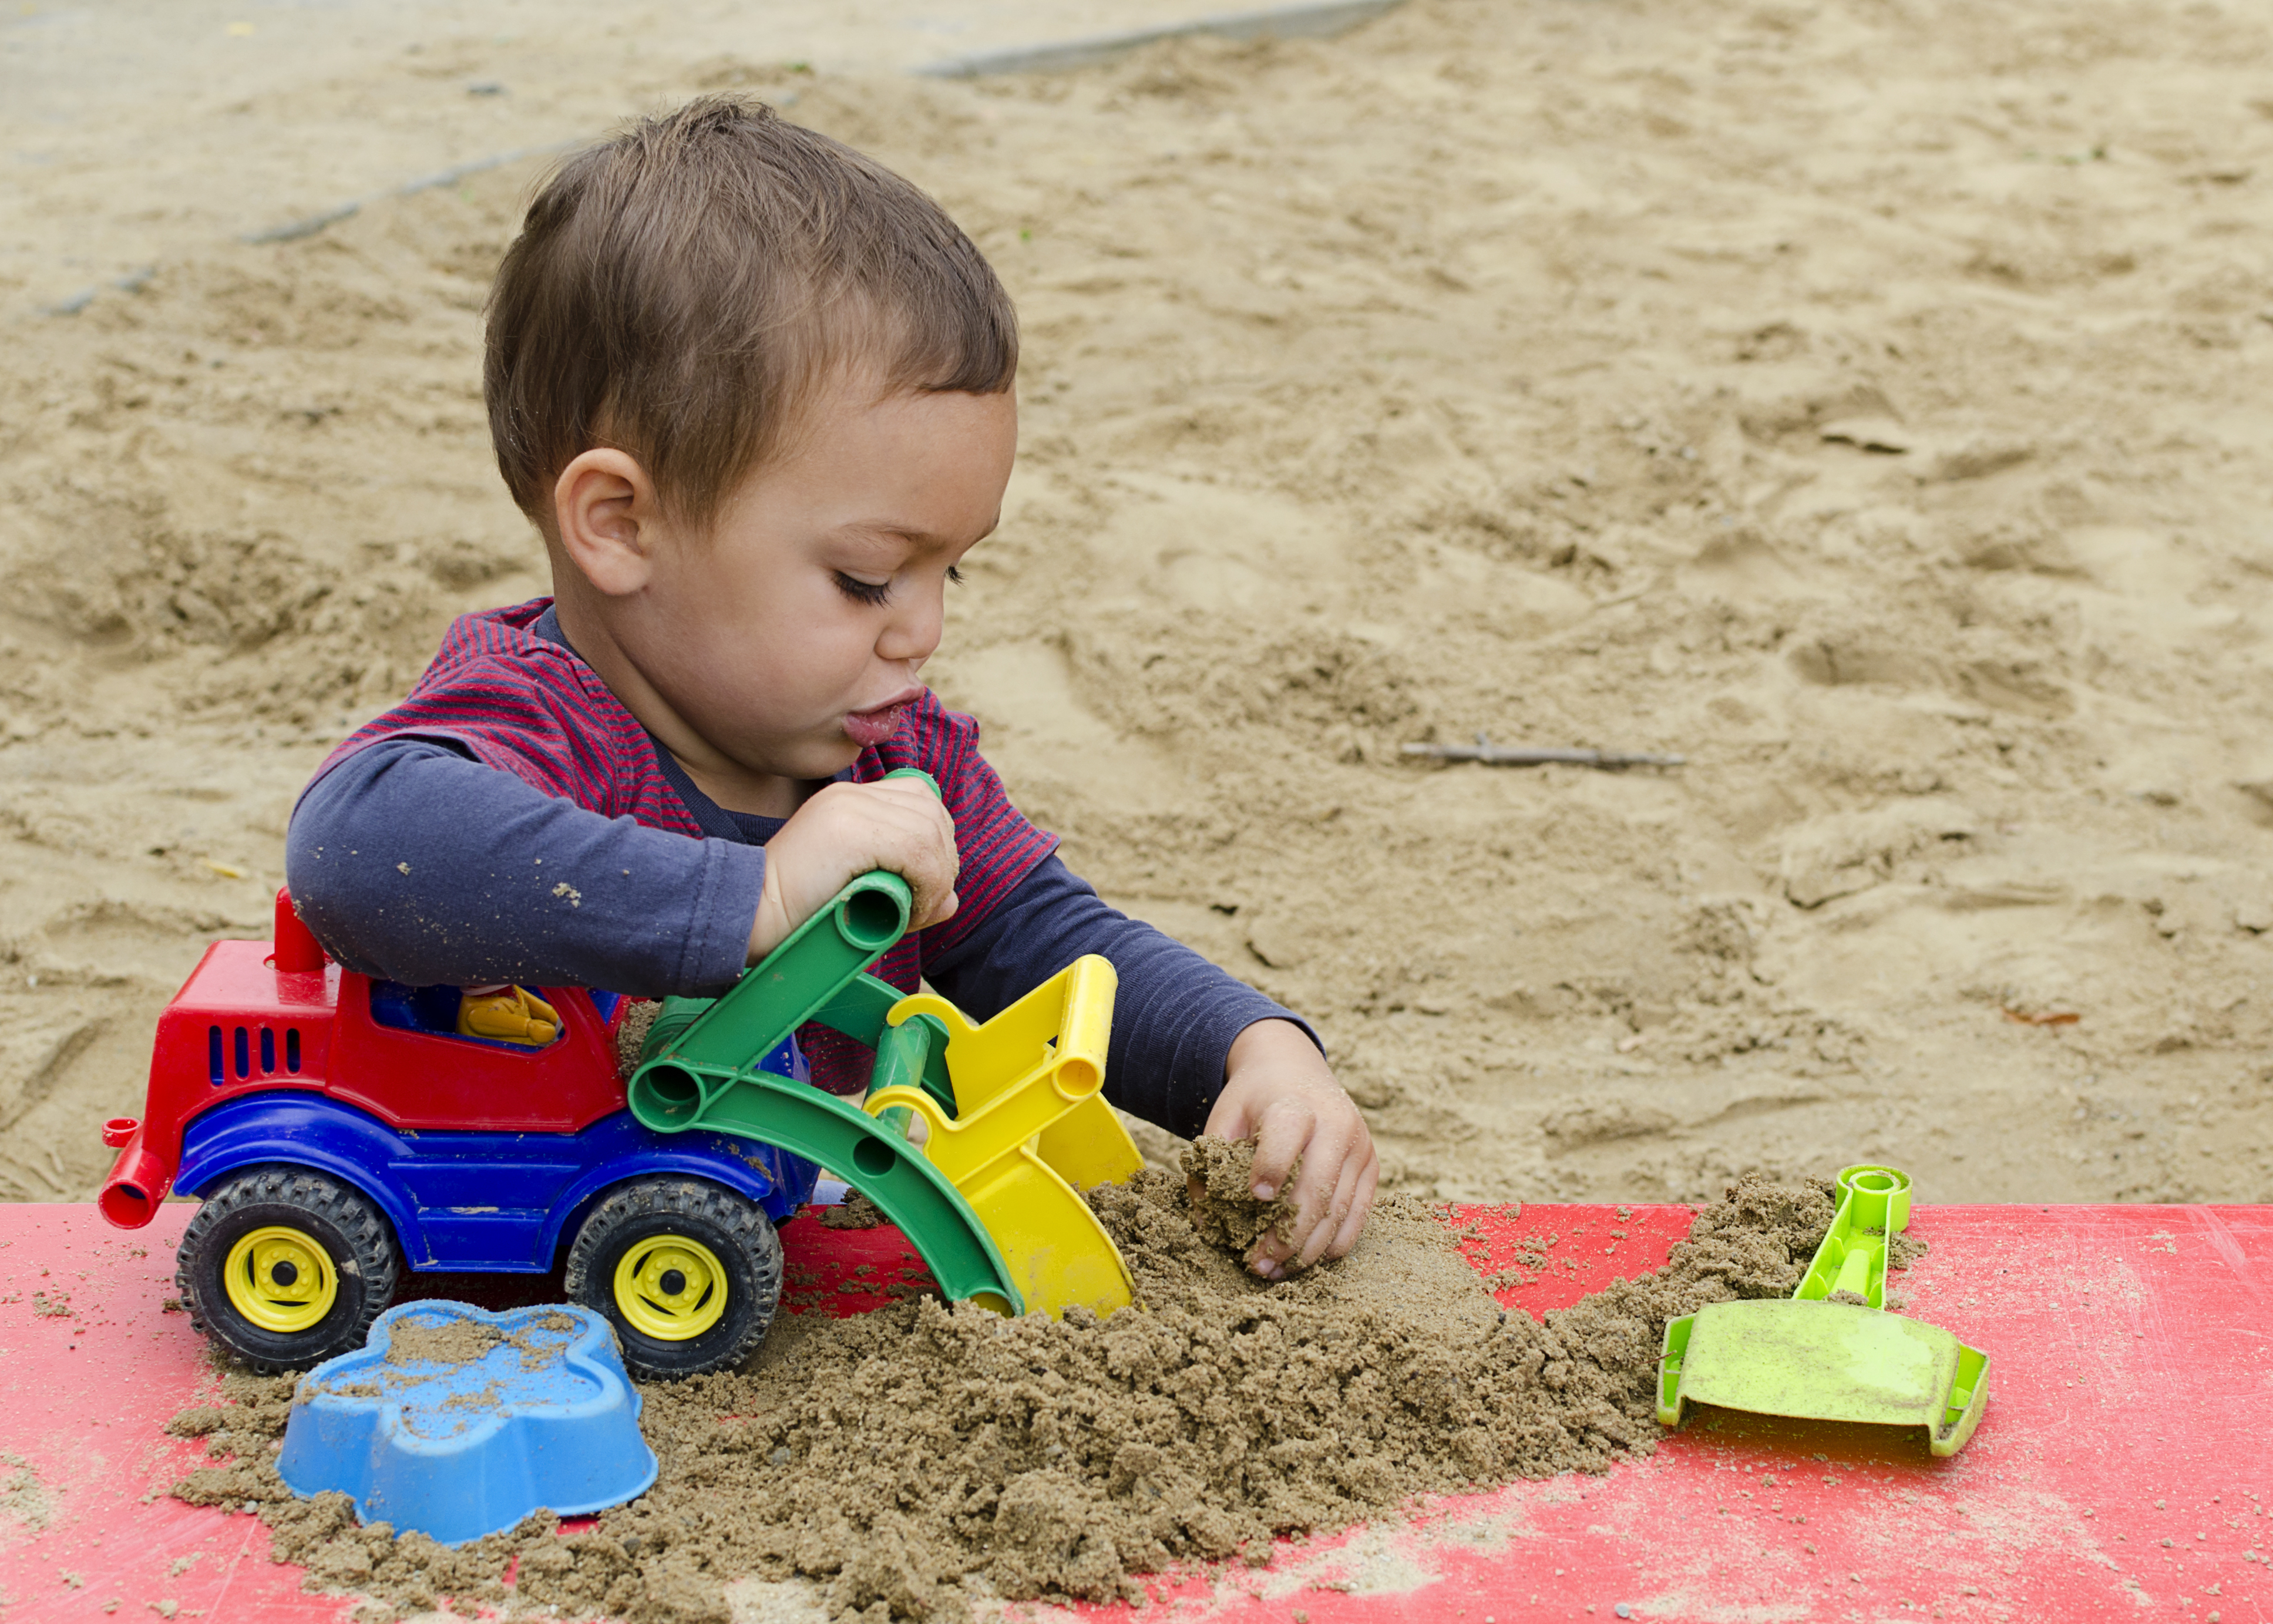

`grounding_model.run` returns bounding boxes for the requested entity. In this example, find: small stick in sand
[1401,732,1686,770]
